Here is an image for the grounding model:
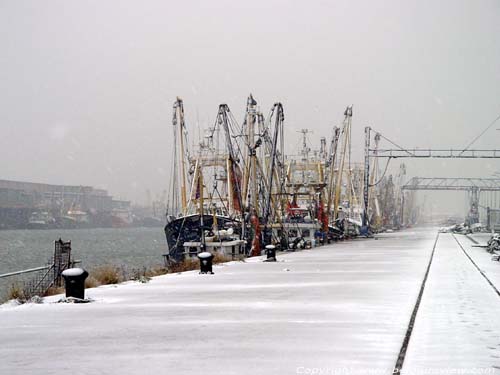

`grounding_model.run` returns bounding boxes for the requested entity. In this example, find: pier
[1,228,499,374]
